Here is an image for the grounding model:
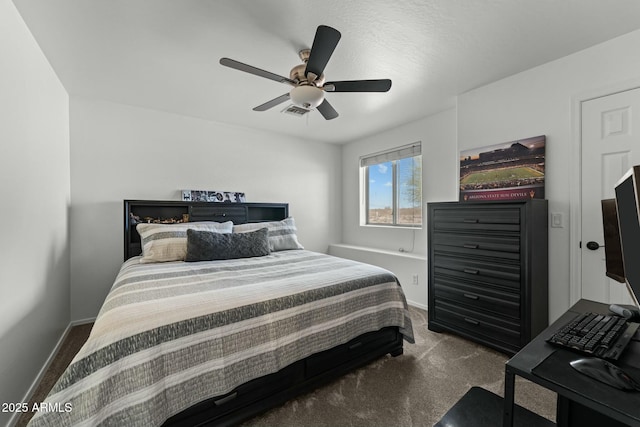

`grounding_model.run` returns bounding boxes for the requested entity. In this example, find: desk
[503,299,640,427]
